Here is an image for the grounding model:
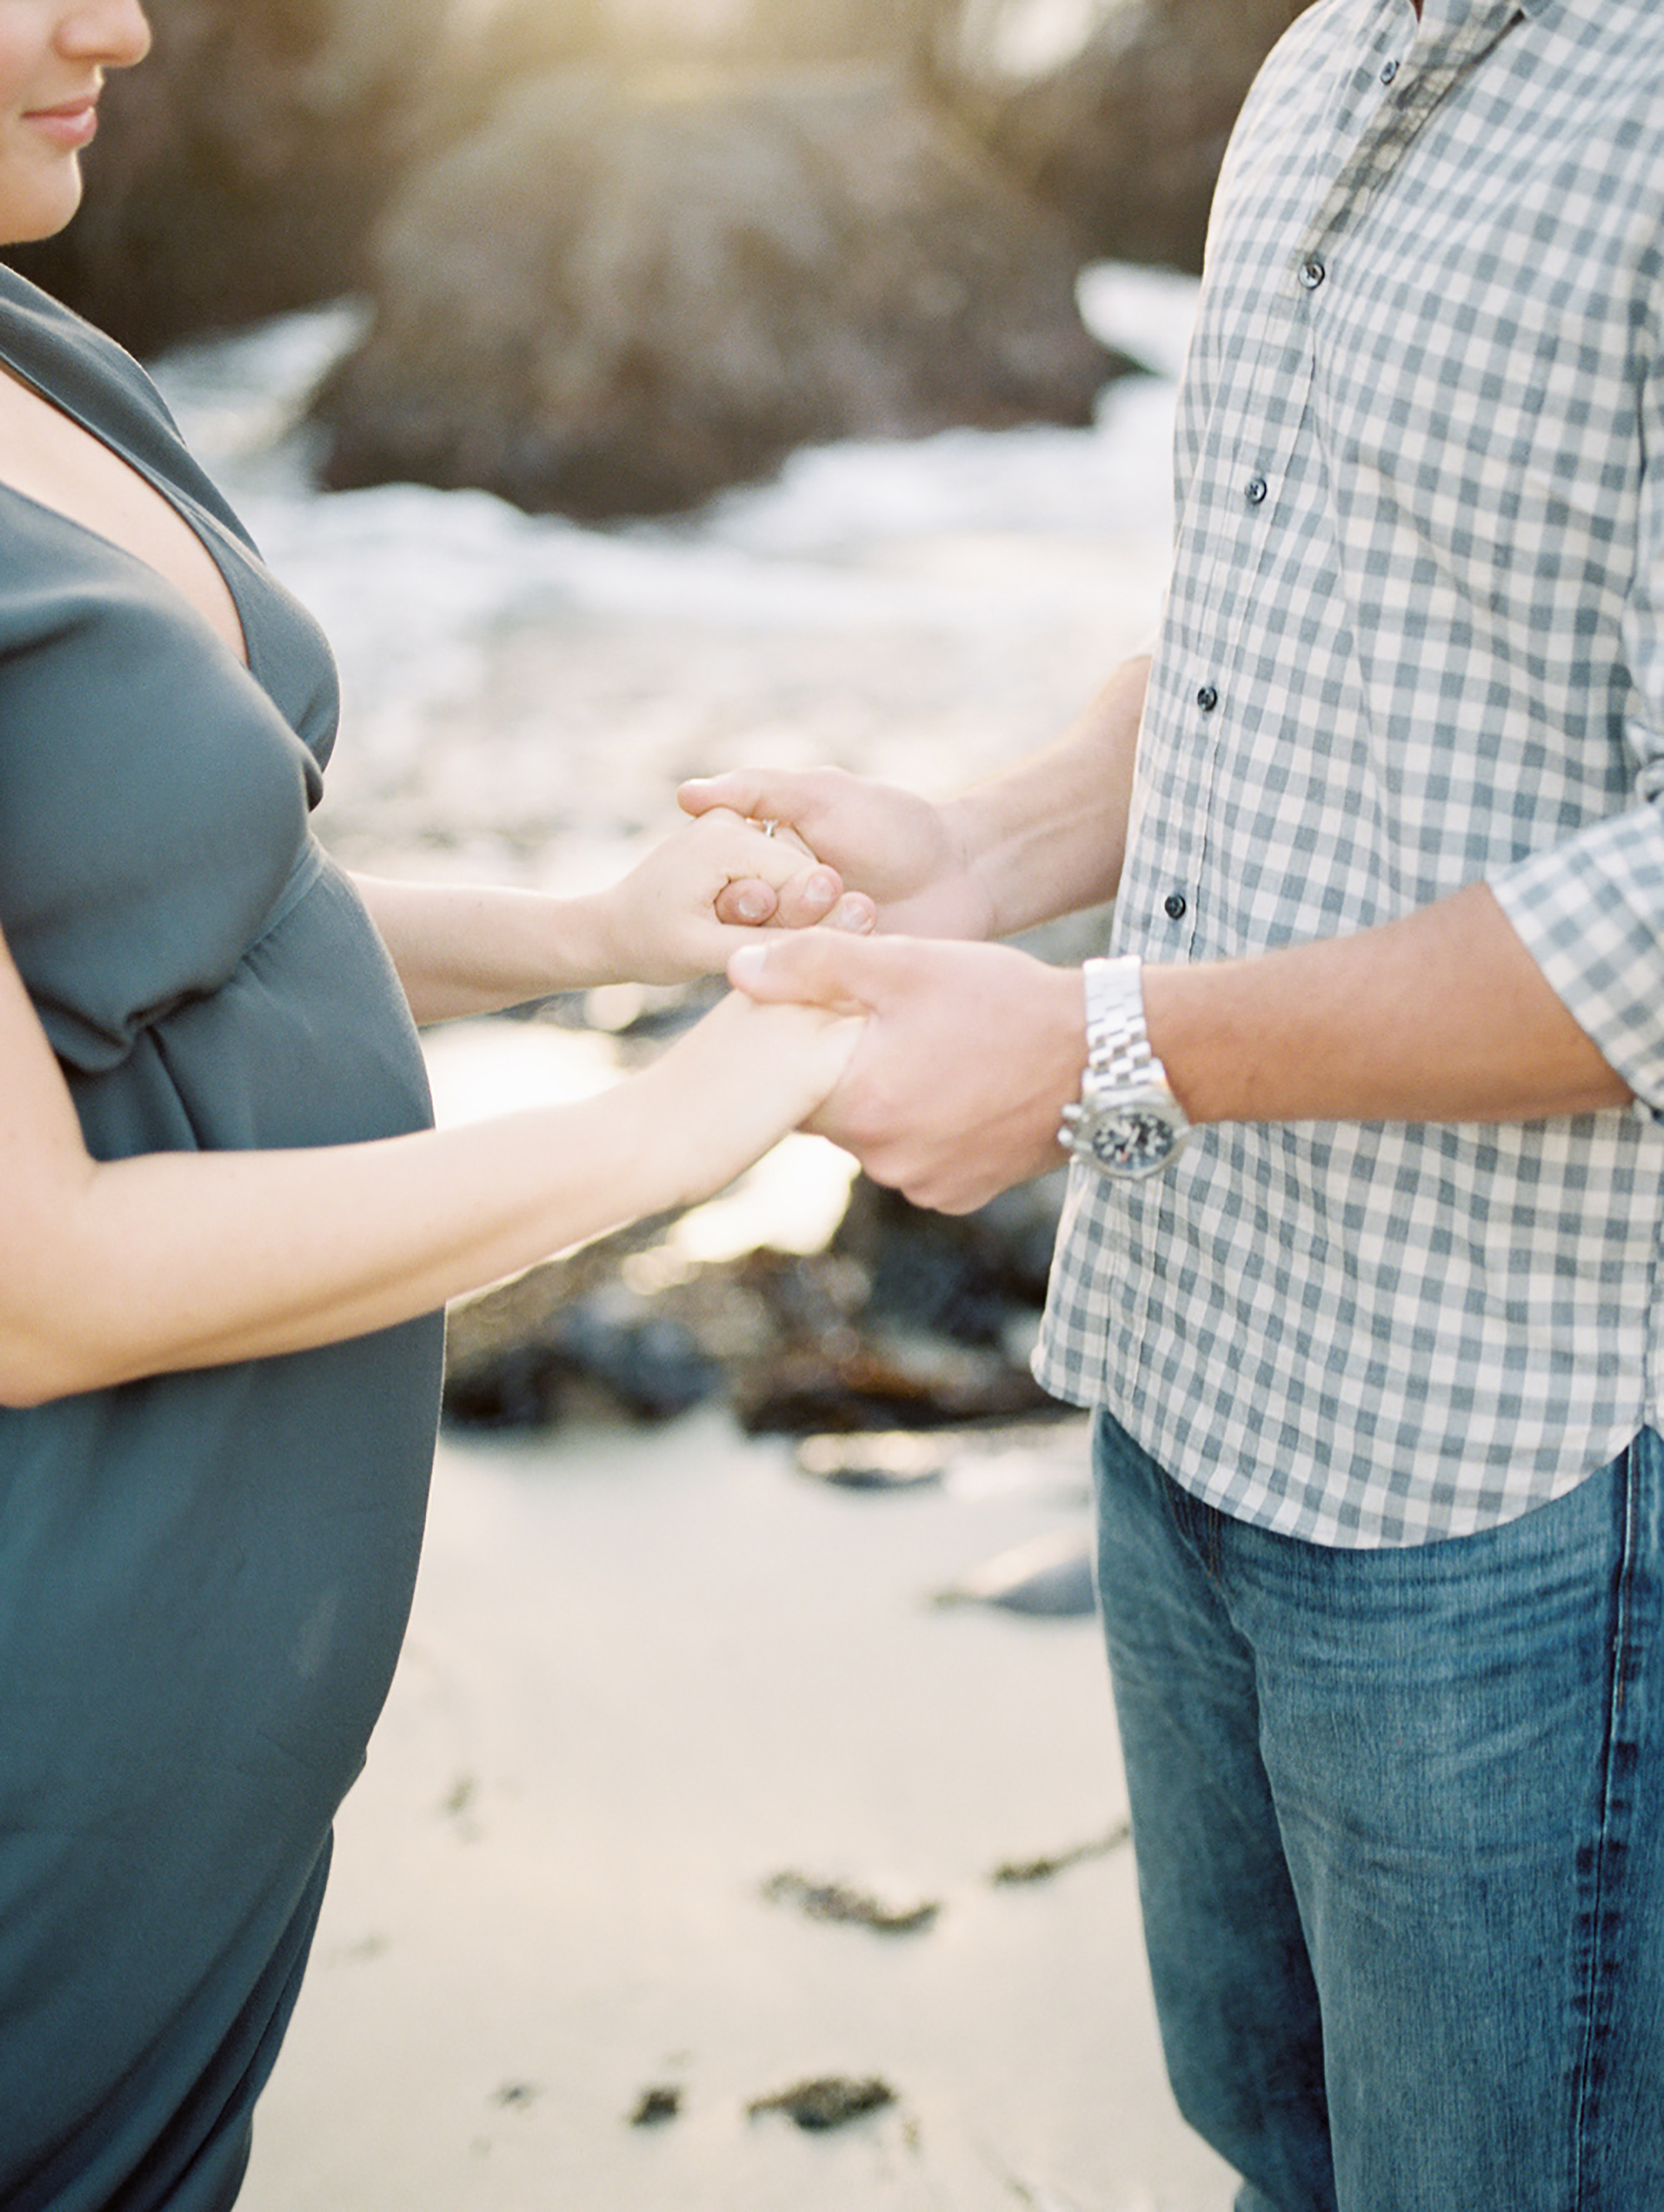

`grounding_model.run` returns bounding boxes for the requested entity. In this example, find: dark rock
[309,67,1119,519]
[443,1342,563,1433]
[443,1277,722,1431]
[557,1290,725,1421]
[716,1234,1060,1434]
[726,1170,1069,1431]
[443,1222,760,1435]
[627,2084,683,2127]
[732,1324,1057,1436]
[747,2074,899,2130]
[441,1173,1064,1436]
[832,1170,1067,1346]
